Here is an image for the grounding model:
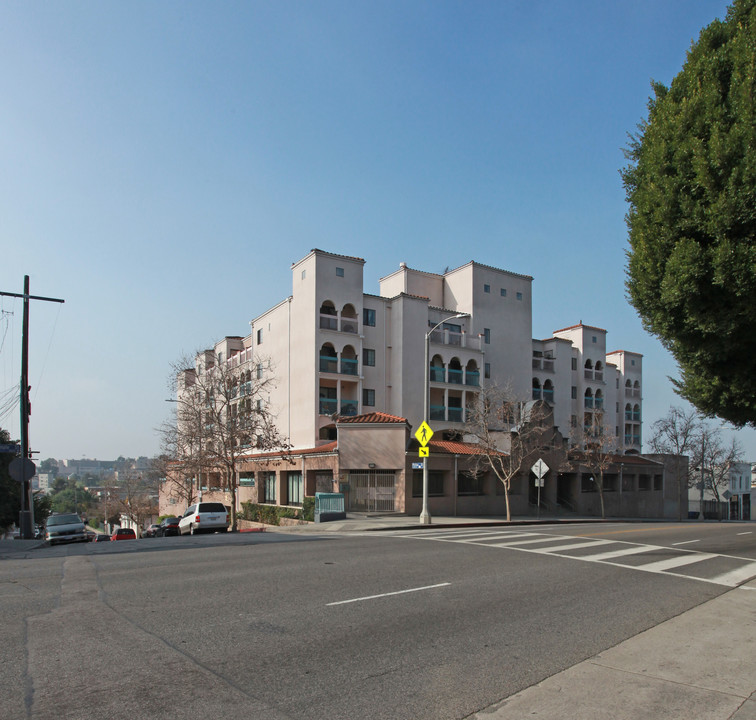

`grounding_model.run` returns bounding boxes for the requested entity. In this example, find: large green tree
[623,0,756,426]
